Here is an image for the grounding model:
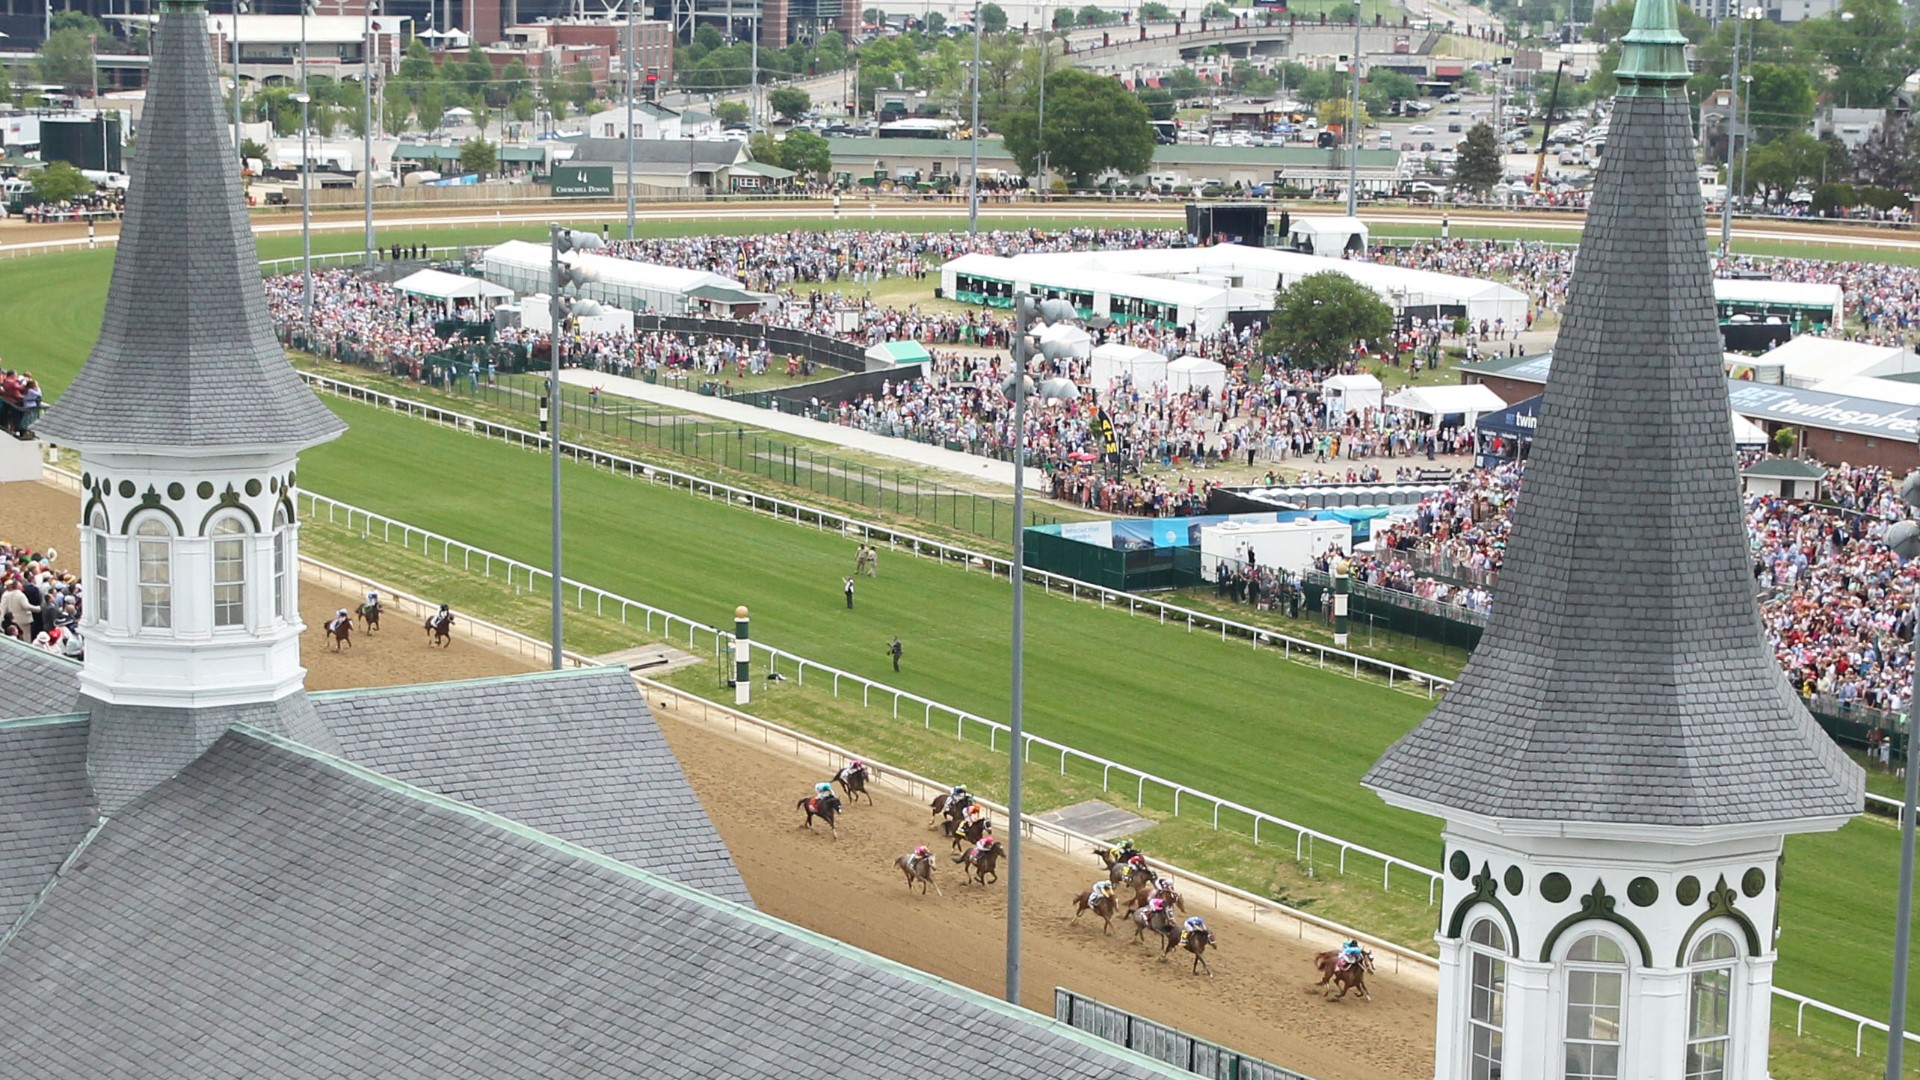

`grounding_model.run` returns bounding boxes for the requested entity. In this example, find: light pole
[1001,293,1080,1005]
[1718,5,1749,255]
[363,0,375,266]
[1346,15,1360,216]
[294,91,312,338]
[1885,459,1920,1080]
[968,0,981,236]
[625,0,636,239]
[231,1,245,156]
[1035,17,1049,195]
[545,225,604,670]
